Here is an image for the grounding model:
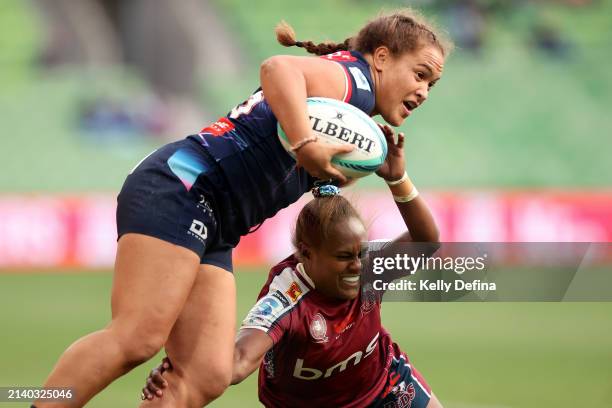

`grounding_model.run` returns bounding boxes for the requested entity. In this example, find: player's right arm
[141,330,272,399]
[231,328,273,384]
[260,55,354,183]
